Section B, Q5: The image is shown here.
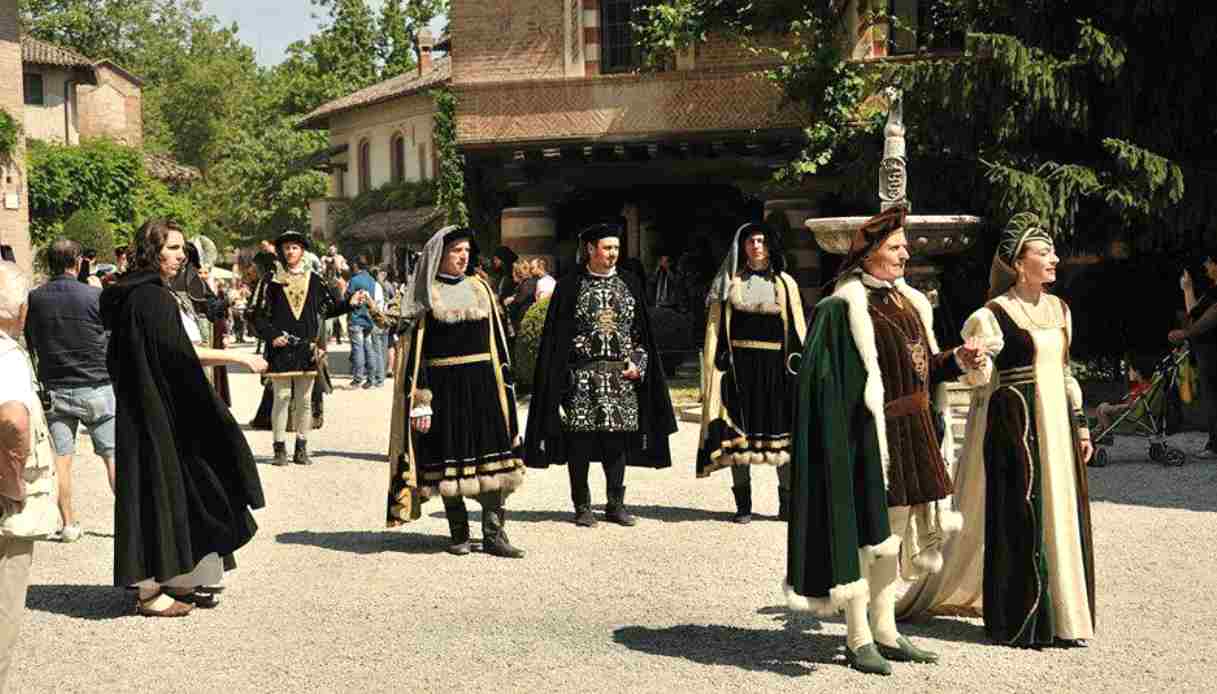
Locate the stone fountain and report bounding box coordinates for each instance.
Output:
[805,87,982,301]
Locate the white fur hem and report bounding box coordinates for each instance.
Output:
[784,579,867,617]
[938,508,964,535]
[861,534,902,563]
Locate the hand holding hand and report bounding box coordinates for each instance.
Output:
[622,362,641,381]
[956,336,987,371]
[1168,329,1187,344]
[246,356,269,373]
[411,416,432,433]
[271,336,289,348]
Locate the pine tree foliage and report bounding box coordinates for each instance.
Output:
[635,0,1217,250]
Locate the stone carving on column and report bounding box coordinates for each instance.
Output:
[879,86,908,212]
[565,0,586,77]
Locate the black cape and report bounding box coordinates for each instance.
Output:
[524,266,677,468]
[101,272,264,586]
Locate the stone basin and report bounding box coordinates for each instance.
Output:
[805,214,984,256]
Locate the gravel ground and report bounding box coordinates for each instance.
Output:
[9,343,1217,693]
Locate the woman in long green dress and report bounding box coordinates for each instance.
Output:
[897,212,1096,647]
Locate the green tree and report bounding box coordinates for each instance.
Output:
[62,208,115,261]
[634,1,1215,246]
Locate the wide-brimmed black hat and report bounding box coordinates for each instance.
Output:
[274,230,311,252]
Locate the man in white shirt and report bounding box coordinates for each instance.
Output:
[533,257,556,301]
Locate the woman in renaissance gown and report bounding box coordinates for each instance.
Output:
[897,212,1096,647]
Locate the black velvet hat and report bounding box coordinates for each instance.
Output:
[579,222,624,246]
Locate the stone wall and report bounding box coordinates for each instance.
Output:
[328,92,437,197]
[22,66,79,144]
[77,64,143,146]
[0,3,31,273]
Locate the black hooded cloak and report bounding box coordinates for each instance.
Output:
[524,265,677,469]
[101,272,264,586]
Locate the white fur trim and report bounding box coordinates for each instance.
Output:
[729,277,782,314]
[457,477,480,497]
[912,548,944,574]
[764,451,791,465]
[861,534,902,563]
[938,507,964,535]
[783,580,866,617]
[429,285,491,323]
[438,479,458,498]
[412,388,434,408]
[833,276,892,488]
[833,276,942,491]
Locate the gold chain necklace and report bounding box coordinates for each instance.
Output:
[1013,291,1056,330]
[870,298,929,384]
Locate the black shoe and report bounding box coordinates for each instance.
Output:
[845,643,892,676]
[481,501,525,558]
[877,636,939,663]
[732,484,752,524]
[272,441,289,466]
[362,380,373,390]
[293,440,312,465]
[312,414,324,430]
[444,499,471,555]
[605,487,637,526]
[777,487,790,522]
[574,505,598,527]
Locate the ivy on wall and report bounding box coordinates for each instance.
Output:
[332,177,438,233]
[0,109,19,160]
[431,87,469,227]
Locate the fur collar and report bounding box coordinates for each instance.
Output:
[832,274,939,489]
[429,276,491,324]
[728,276,782,315]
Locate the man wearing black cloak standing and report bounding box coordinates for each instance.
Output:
[524,222,677,527]
[101,219,268,617]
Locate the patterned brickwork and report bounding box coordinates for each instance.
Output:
[451,0,567,85]
[456,68,807,145]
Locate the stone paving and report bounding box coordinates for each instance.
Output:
[8,344,1217,693]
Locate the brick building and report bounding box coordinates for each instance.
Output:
[0,3,31,273]
[21,36,143,147]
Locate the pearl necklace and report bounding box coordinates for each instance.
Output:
[1011,290,1056,330]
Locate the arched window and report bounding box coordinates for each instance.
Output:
[390,133,406,183]
[358,138,371,194]
[418,142,429,180]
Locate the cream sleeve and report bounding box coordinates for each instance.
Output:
[959,307,1003,388]
[1061,298,1090,435]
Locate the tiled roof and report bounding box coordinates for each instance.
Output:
[21,36,93,68]
[299,57,450,130]
[339,207,445,242]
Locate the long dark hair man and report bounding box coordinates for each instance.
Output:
[101,220,268,617]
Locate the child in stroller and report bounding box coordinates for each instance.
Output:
[1090,350,1187,468]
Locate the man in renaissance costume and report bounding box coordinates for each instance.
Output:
[698,222,806,522]
[253,231,367,467]
[524,223,677,527]
[385,226,525,558]
[784,207,984,675]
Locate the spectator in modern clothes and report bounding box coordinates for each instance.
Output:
[24,239,116,543]
[346,256,382,389]
[533,257,556,301]
[0,261,37,689]
[1170,252,1217,458]
[504,258,538,330]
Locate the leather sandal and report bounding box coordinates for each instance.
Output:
[165,587,219,609]
[136,592,193,618]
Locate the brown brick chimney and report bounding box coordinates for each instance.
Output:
[417,28,434,77]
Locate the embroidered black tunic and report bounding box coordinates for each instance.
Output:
[252,270,352,373]
[562,272,647,432]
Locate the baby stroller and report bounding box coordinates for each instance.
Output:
[1090,349,1188,468]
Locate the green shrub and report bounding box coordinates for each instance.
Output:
[62,209,116,262]
[513,298,550,389]
[0,109,18,159]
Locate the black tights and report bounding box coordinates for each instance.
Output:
[567,456,626,508]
